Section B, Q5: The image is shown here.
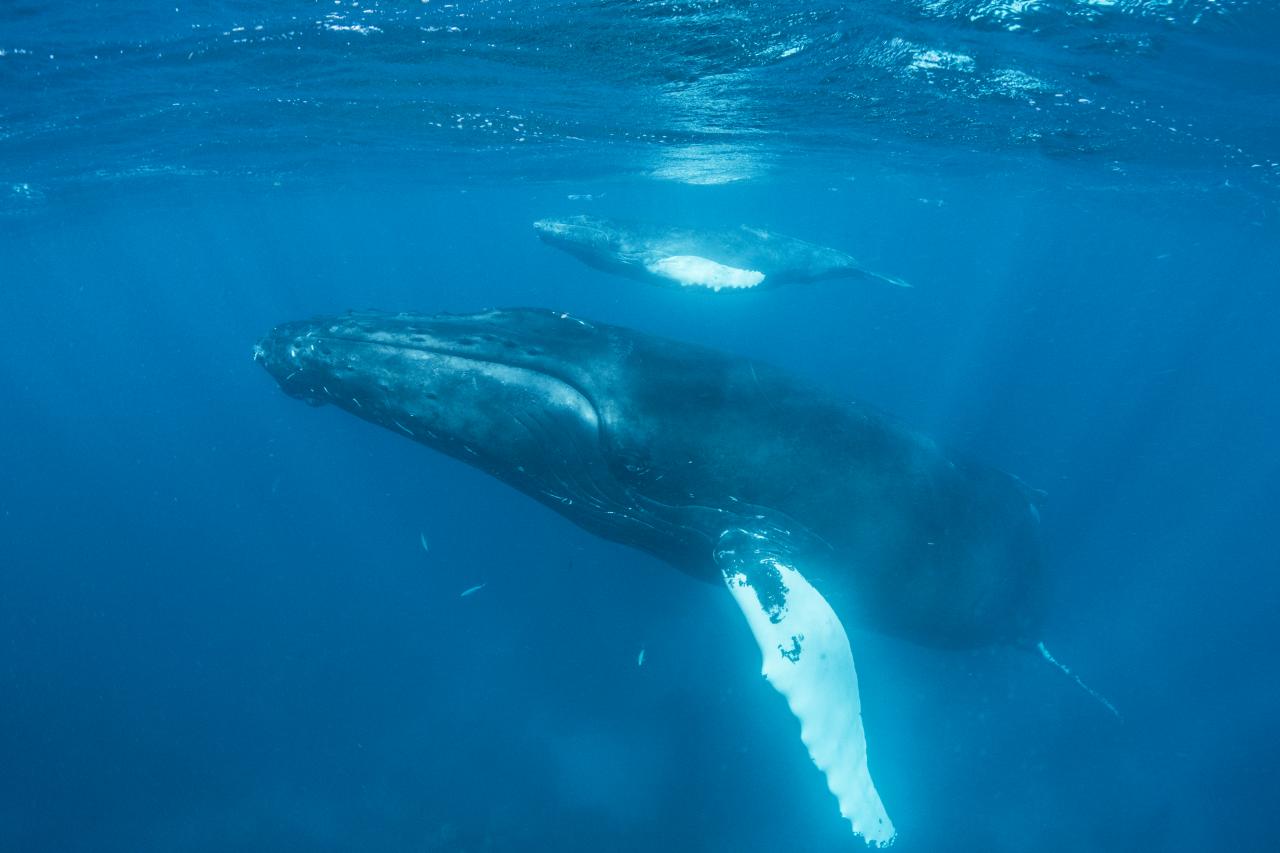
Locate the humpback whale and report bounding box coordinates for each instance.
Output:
[533,215,911,292]
[256,309,1047,846]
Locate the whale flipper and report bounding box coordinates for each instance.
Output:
[644,255,766,291]
[715,529,895,848]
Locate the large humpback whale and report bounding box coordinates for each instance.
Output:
[533,215,911,292]
[256,308,1047,846]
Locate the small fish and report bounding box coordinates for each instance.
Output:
[419,531,430,553]
[459,583,486,598]
[637,647,646,667]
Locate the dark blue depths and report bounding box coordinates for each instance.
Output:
[1,3,1278,852]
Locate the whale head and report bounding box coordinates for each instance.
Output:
[532,215,639,272]
[257,309,606,468]
[255,309,713,566]
[532,215,615,249]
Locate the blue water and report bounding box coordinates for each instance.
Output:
[2,2,1278,851]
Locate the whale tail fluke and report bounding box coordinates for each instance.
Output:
[1035,641,1122,722]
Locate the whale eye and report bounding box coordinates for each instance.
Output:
[613,452,653,482]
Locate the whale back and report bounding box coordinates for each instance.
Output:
[593,328,1046,648]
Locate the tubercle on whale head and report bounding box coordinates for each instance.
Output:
[532,218,569,238]
[254,320,339,406]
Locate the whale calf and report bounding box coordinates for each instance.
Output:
[256,309,1047,846]
[533,215,911,292]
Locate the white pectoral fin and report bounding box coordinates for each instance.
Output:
[644,255,765,291]
[716,530,895,847]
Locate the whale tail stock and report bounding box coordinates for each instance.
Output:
[836,248,912,289]
[861,267,914,289]
[1030,639,1122,722]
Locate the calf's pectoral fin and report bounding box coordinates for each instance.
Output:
[644,255,765,291]
[714,528,895,848]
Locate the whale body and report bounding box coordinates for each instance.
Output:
[256,308,1045,845]
[533,215,911,292]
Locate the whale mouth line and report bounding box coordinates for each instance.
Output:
[317,332,600,412]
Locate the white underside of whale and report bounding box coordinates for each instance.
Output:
[645,254,765,291]
[719,534,896,847]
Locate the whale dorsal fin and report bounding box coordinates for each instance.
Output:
[645,255,765,291]
[714,528,895,847]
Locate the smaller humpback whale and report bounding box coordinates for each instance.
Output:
[533,214,911,292]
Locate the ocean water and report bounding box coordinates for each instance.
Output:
[2,2,1278,851]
